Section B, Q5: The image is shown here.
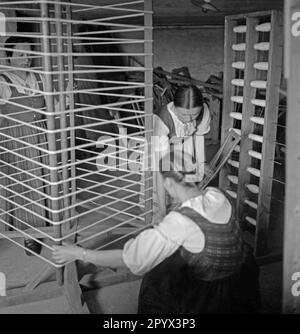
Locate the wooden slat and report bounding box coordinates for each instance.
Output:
[232,61,245,69]
[254,62,269,70]
[245,199,258,210]
[231,96,244,104]
[254,42,270,51]
[219,17,236,190]
[248,133,264,143]
[231,128,241,136]
[232,43,246,51]
[256,22,271,32]
[227,174,238,184]
[230,111,243,120]
[250,80,267,89]
[236,17,259,226]
[226,190,237,199]
[233,25,247,33]
[64,262,90,314]
[250,116,265,125]
[246,216,257,226]
[251,98,266,107]
[227,159,240,168]
[247,167,261,178]
[248,150,262,160]
[231,78,245,86]
[246,184,260,194]
[255,10,283,257]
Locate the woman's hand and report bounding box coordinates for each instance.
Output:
[52,242,83,264]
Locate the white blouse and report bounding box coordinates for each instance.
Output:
[153,102,211,155]
[122,187,232,276]
[0,72,64,111]
[0,72,41,103]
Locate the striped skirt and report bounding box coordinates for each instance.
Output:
[0,118,51,231]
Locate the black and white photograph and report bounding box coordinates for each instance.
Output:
[0,0,298,318]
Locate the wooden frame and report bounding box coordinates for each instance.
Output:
[220,10,283,258]
[283,0,300,314]
[0,0,153,313]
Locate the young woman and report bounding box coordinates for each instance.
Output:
[0,36,57,255]
[153,85,211,221]
[52,151,261,314]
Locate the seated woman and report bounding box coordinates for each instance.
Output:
[52,150,261,314]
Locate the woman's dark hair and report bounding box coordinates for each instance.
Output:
[5,36,34,58]
[173,85,203,109]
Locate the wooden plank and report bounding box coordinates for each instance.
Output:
[143,0,153,225]
[200,130,240,190]
[219,17,236,189]
[283,0,300,314]
[255,10,283,257]
[0,282,64,309]
[79,268,140,291]
[63,262,90,314]
[226,10,273,21]
[23,264,55,292]
[236,17,259,229]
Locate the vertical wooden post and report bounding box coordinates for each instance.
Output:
[219,17,236,189]
[255,11,283,256]
[54,1,71,237]
[283,0,300,314]
[144,0,153,225]
[236,17,259,235]
[65,2,77,234]
[40,0,63,285]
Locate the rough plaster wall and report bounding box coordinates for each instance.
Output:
[119,27,224,81]
[153,27,224,81]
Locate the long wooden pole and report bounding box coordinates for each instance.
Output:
[40,0,63,285]
[54,1,71,237]
[66,1,77,235]
[219,17,236,190]
[236,17,259,234]
[143,0,153,225]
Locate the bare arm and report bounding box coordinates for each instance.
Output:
[52,243,126,269]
